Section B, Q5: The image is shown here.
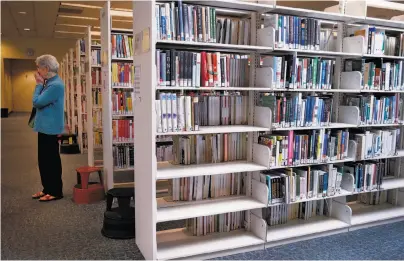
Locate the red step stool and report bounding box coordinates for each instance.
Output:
[73,166,105,204]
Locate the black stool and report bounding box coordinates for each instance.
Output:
[101,188,135,239]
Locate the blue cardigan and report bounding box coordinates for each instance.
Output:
[32,75,65,135]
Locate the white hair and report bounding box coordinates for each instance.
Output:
[35,54,59,73]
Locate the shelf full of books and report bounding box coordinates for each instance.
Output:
[75,39,86,153]
[133,0,404,260]
[101,7,135,190]
[85,26,104,167]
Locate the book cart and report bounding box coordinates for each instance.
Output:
[130,0,404,259]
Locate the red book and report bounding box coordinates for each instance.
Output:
[212,53,218,86]
[200,52,208,87]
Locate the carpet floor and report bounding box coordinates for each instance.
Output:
[2,113,404,260]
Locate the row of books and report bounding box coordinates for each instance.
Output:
[112,62,135,87]
[341,162,388,193]
[264,14,321,51]
[156,50,250,87]
[156,93,249,133]
[171,133,247,165]
[344,94,400,124]
[261,199,329,227]
[354,129,401,160]
[156,142,174,162]
[357,190,388,205]
[81,100,87,114]
[91,49,101,66]
[167,173,245,201]
[156,2,250,45]
[82,133,88,149]
[92,89,102,107]
[112,119,134,142]
[258,93,333,128]
[185,211,245,237]
[82,115,87,133]
[92,68,102,86]
[94,131,103,149]
[111,33,133,59]
[261,56,335,90]
[112,91,134,115]
[80,39,85,54]
[93,110,102,130]
[258,160,387,205]
[345,60,404,90]
[113,145,134,169]
[258,129,350,168]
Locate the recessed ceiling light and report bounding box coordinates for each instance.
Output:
[18,11,27,15]
[58,15,98,20]
[24,28,30,31]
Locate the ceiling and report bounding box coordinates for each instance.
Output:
[1,1,133,40]
[1,1,403,40]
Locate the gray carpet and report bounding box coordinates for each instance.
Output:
[2,113,404,260]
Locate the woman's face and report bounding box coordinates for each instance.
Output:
[36,64,49,78]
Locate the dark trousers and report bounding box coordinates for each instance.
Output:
[38,132,63,197]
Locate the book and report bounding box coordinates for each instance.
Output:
[156,49,250,87]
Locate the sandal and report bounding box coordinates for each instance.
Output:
[32,191,45,199]
[38,194,63,202]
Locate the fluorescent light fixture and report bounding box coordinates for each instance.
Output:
[367,0,404,11]
[60,2,101,9]
[111,8,132,12]
[112,19,132,23]
[18,11,27,15]
[110,10,132,18]
[55,30,85,34]
[56,23,88,28]
[58,15,98,20]
[24,28,30,31]
[91,31,101,36]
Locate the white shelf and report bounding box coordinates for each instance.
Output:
[157,40,272,53]
[157,161,267,180]
[156,125,270,136]
[273,47,362,57]
[111,57,133,61]
[155,86,278,91]
[381,178,404,191]
[360,89,404,93]
[113,140,134,145]
[363,150,404,160]
[113,167,134,172]
[157,195,247,208]
[272,123,357,131]
[92,65,102,68]
[358,123,401,127]
[363,53,404,60]
[266,216,349,243]
[269,157,355,170]
[269,5,360,23]
[112,113,134,118]
[112,85,134,89]
[157,196,265,222]
[157,229,264,260]
[350,203,404,226]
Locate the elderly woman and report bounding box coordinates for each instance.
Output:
[31,54,65,202]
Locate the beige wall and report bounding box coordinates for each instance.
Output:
[1,36,76,61]
[1,59,12,112]
[10,60,37,112]
[1,36,75,111]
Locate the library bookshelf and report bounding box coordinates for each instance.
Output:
[85,27,103,167]
[132,0,404,260]
[100,5,135,190]
[75,39,86,153]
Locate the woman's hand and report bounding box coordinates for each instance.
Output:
[34,72,44,85]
